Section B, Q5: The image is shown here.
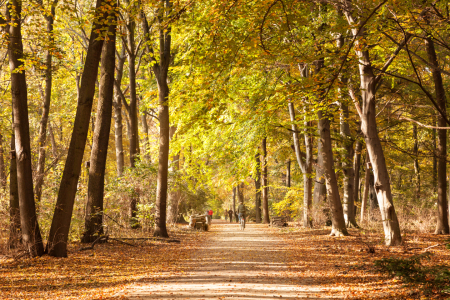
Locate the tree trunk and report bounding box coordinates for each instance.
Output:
[0,133,6,189]
[82,18,116,243]
[48,122,58,158]
[352,138,362,212]
[255,153,262,223]
[425,37,449,234]
[9,131,21,249]
[7,0,45,257]
[46,0,109,257]
[344,9,402,246]
[313,129,326,204]
[34,5,56,206]
[232,186,236,222]
[167,127,180,225]
[360,153,369,223]
[340,104,357,228]
[261,137,270,224]
[432,116,437,191]
[318,110,348,237]
[141,113,151,162]
[113,46,126,177]
[238,182,244,204]
[286,159,290,188]
[413,124,420,197]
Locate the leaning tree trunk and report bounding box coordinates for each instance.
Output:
[9,130,21,249]
[318,110,348,236]
[340,104,357,228]
[344,8,402,246]
[34,4,56,205]
[7,0,45,257]
[425,37,449,234]
[255,153,262,223]
[46,0,109,257]
[82,18,116,243]
[261,137,270,224]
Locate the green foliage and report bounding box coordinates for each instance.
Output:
[272,186,301,219]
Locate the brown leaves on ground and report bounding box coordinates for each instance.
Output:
[281,226,450,299]
[0,226,206,299]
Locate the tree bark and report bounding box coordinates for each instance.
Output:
[344,7,402,246]
[34,2,57,205]
[313,129,326,205]
[7,0,45,257]
[285,159,291,188]
[9,131,21,249]
[46,0,110,257]
[360,153,370,223]
[167,126,180,225]
[141,112,151,162]
[82,17,116,243]
[413,124,420,197]
[425,37,449,234]
[232,186,236,222]
[238,182,244,204]
[352,138,362,211]
[255,153,262,223]
[113,45,126,177]
[0,133,6,189]
[261,137,270,224]
[340,104,357,228]
[317,110,348,236]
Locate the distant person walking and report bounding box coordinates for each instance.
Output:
[228,209,233,223]
[208,209,213,220]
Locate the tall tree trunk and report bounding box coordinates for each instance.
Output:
[286,159,291,188]
[9,131,21,249]
[82,17,116,243]
[340,104,357,227]
[232,186,236,222]
[0,133,6,189]
[360,153,370,223]
[344,8,402,246]
[140,0,172,238]
[425,37,449,234]
[255,153,262,223]
[46,0,109,257]
[48,122,58,158]
[34,2,57,205]
[288,102,312,227]
[261,137,270,224]
[318,110,348,236]
[432,116,437,192]
[141,113,151,162]
[313,130,326,204]
[113,46,126,177]
[352,138,362,215]
[167,126,179,225]
[7,0,45,257]
[238,182,244,204]
[413,124,420,197]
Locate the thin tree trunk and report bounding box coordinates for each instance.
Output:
[318,110,348,236]
[286,159,291,188]
[7,0,45,257]
[167,125,179,225]
[352,138,362,215]
[46,0,109,257]
[0,133,6,189]
[140,0,172,238]
[113,45,126,177]
[425,37,449,234]
[9,131,21,249]
[340,104,357,227]
[360,153,370,223]
[313,130,326,204]
[261,137,270,224]
[432,116,437,191]
[141,113,151,162]
[255,153,262,223]
[238,182,244,204]
[344,8,402,246]
[82,17,116,243]
[413,124,420,197]
[34,2,57,205]
[232,186,236,222]
[48,122,58,158]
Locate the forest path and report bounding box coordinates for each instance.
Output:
[121,220,339,300]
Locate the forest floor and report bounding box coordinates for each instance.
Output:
[1,220,449,299]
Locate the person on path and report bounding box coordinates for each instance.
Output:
[208,209,213,219]
[228,209,233,223]
[237,202,246,228]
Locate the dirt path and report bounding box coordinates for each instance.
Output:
[120,220,341,299]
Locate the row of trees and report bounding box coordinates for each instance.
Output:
[1,0,449,258]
